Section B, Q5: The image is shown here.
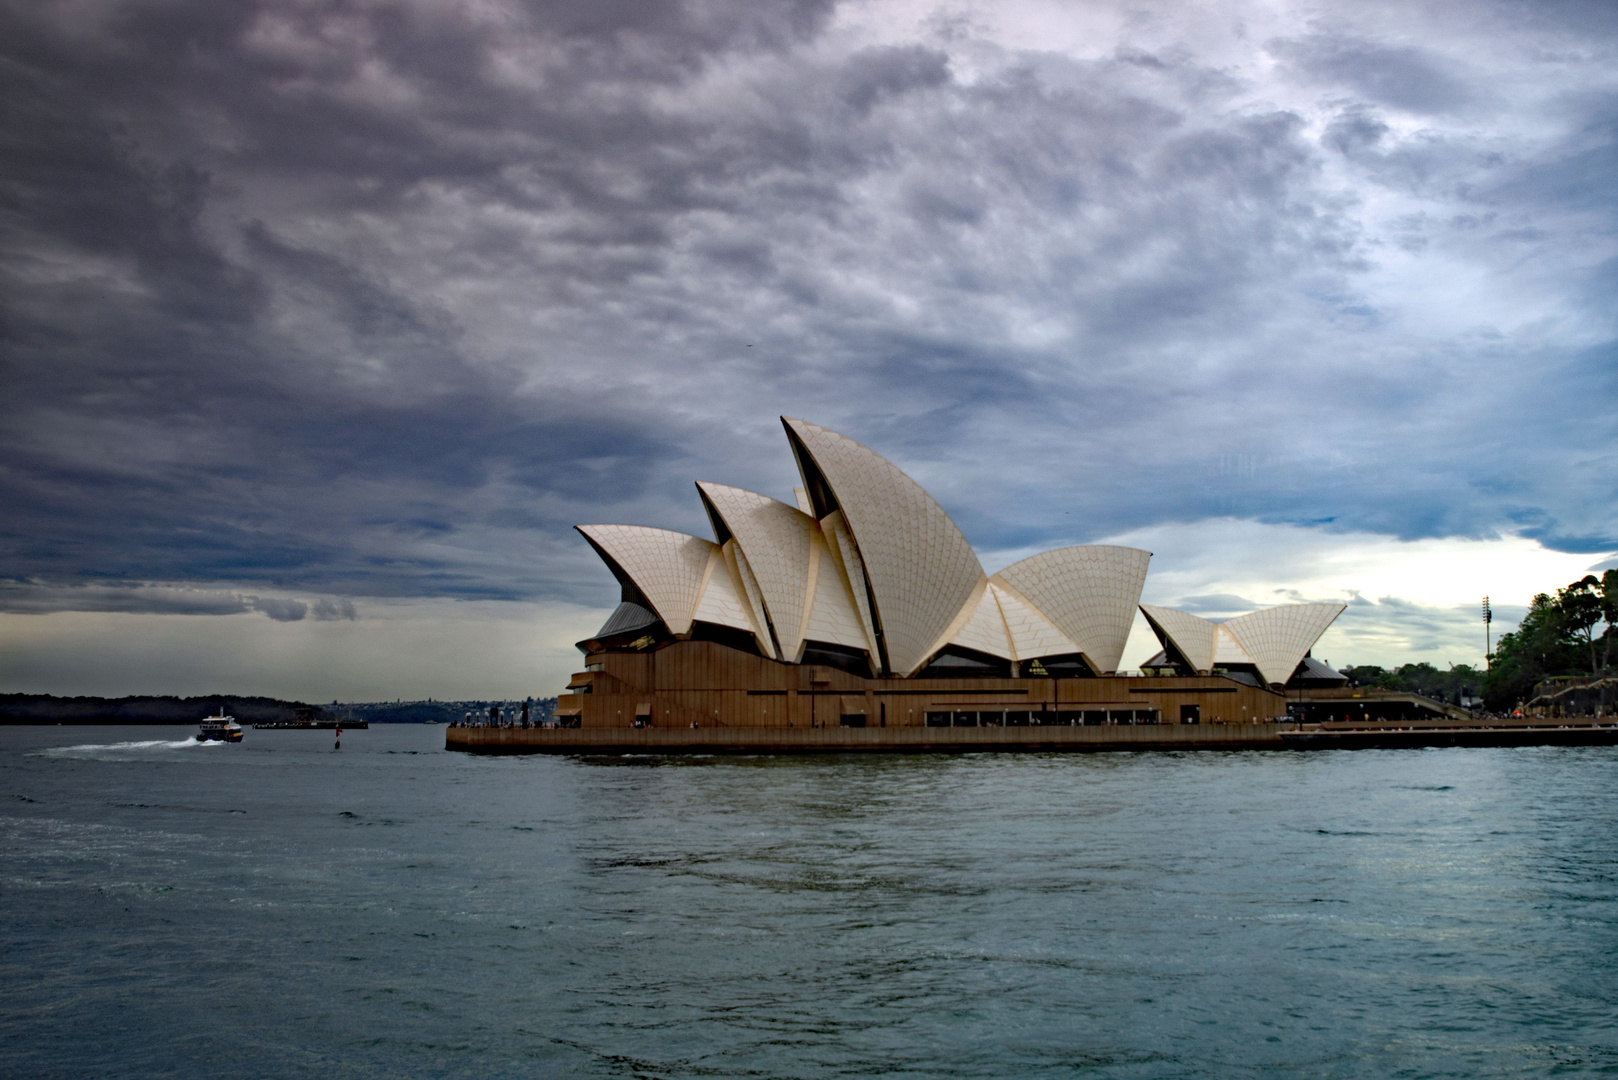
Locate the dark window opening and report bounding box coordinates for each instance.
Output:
[1211,666,1264,688]
[1031,653,1096,677]
[1180,704,1201,725]
[1140,643,1198,677]
[925,712,951,727]
[799,641,872,678]
[839,715,866,728]
[688,621,765,656]
[915,646,1014,679]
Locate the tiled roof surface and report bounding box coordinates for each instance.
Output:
[989,582,1076,662]
[1222,603,1347,686]
[576,525,715,636]
[802,526,870,652]
[595,600,659,638]
[995,545,1150,673]
[1139,604,1218,672]
[697,483,816,661]
[822,510,883,659]
[691,548,757,635]
[722,543,776,656]
[785,418,985,676]
[1212,624,1254,666]
[950,581,1013,659]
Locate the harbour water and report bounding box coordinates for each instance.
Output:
[2,725,1615,1077]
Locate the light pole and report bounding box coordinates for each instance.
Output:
[1482,596,1493,671]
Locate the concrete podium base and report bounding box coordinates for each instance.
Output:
[446,720,1618,754]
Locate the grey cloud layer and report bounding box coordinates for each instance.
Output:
[2,0,1615,612]
[0,581,358,621]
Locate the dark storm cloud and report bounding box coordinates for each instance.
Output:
[2,0,1616,614]
[311,597,358,621]
[250,596,309,622]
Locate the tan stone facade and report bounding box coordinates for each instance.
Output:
[557,639,1287,729]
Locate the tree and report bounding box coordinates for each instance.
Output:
[1340,665,1387,688]
[1601,569,1618,672]
[1483,593,1580,711]
[1556,576,1604,674]
[1338,662,1482,703]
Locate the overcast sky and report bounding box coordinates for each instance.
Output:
[3,0,1615,701]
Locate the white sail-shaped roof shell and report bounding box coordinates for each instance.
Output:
[722,542,777,657]
[990,582,1076,661]
[1211,625,1254,667]
[784,418,985,676]
[690,550,758,637]
[1139,605,1218,672]
[994,545,1150,674]
[1222,603,1347,686]
[801,525,870,655]
[576,525,721,636]
[949,581,1013,659]
[697,483,818,661]
[1140,602,1346,685]
[819,511,883,660]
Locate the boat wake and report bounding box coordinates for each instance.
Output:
[35,739,220,758]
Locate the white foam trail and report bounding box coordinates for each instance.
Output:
[35,738,217,757]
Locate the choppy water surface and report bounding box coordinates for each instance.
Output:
[2,726,1615,1078]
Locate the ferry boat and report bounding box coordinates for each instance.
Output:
[197,711,243,743]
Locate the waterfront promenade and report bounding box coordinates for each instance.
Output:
[446,718,1618,754]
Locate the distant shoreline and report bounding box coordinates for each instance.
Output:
[0,694,557,725]
[0,693,328,726]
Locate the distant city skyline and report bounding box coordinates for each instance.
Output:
[3,0,1615,700]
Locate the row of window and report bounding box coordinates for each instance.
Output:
[921,710,1162,727]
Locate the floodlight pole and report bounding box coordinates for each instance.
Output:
[1482,596,1493,671]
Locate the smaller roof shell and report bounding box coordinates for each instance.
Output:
[576,525,722,637]
[1139,604,1219,673]
[1222,603,1347,686]
[1139,601,1347,686]
[994,546,1150,674]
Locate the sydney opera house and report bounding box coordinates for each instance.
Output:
[557,418,1345,729]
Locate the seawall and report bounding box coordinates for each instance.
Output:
[447,723,1286,754]
[446,721,1618,755]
